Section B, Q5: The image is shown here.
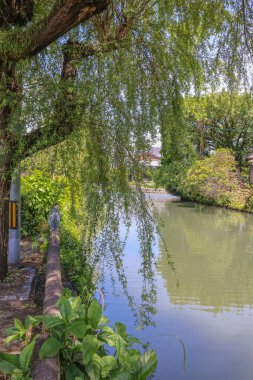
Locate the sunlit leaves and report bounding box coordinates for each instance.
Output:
[39,337,62,358]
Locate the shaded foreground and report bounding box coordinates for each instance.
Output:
[0,241,42,353]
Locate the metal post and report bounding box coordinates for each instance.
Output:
[246,154,253,184]
[250,163,253,185]
[8,173,21,264]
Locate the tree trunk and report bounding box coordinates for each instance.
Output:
[0,177,11,279]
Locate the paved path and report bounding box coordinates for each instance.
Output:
[0,241,42,353]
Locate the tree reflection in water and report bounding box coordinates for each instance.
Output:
[156,202,253,313]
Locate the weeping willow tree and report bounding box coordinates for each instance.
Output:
[0,0,253,281]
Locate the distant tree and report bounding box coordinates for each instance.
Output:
[184,92,253,169]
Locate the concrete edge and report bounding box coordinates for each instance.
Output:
[32,229,62,380]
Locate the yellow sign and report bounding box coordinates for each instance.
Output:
[9,201,18,229]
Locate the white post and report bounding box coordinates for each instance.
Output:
[8,173,21,264]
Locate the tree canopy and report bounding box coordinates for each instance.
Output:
[1,0,253,280]
[184,92,253,168]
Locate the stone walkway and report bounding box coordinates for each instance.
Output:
[0,241,42,353]
[0,267,36,302]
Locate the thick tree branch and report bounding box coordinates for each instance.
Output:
[21,119,77,159]
[21,44,78,158]
[3,0,110,60]
[26,0,110,58]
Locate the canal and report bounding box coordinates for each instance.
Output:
[102,198,253,379]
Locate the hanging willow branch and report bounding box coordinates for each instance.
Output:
[20,1,152,159]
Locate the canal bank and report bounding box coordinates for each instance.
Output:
[158,149,253,215]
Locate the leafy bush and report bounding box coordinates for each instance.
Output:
[184,149,249,209]
[1,295,157,380]
[21,170,94,294]
[154,160,188,194]
[21,170,66,237]
[161,149,251,211]
[60,227,95,294]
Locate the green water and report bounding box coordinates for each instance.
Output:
[104,200,253,379]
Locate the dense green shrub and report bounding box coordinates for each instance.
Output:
[154,160,188,194]
[21,170,91,291]
[21,171,66,237]
[60,226,95,294]
[155,133,196,193]
[162,149,251,211]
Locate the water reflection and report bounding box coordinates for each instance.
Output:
[157,203,253,313]
[104,201,253,380]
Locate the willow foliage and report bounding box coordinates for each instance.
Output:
[4,0,253,317]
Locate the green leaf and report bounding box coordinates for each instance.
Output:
[126,336,142,345]
[25,316,39,329]
[87,300,102,328]
[5,327,19,337]
[5,333,20,344]
[121,350,140,370]
[0,352,19,374]
[41,315,64,329]
[85,354,101,380]
[101,326,114,334]
[110,370,133,380]
[113,323,126,338]
[39,337,62,358]
[98,315,110,325]
[115,336,126,360]
[65,363,84,380]
[139,350,158,379]
[67,319,87,339]
[50,325,64,341]
[101,355,117,378]
[70,296,81,310]
[0,361,15,375]
[11,368,24,380]
[14,319,24,331]
[99,332,116,347]
[19,340,36,371]
[58,297,73,322]
[82,335,99,365]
